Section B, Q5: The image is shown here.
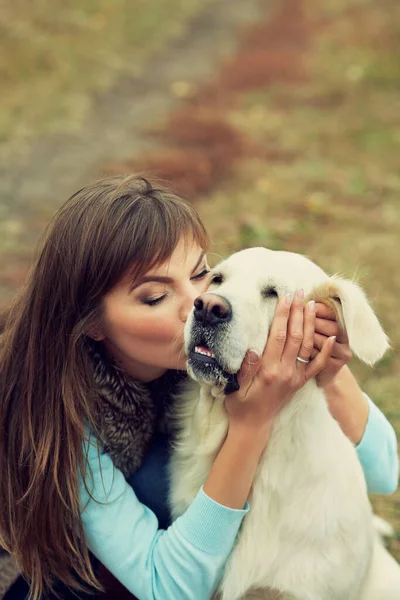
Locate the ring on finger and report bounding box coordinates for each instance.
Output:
[296,355,310,364]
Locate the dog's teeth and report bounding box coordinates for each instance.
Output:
[194,345,215,358]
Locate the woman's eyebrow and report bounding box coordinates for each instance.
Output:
[132,251,206,291]
[191,251,206,274]
[135,275,173,287]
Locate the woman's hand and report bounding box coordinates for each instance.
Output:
[225,290,336,434]
[310,303,352,388]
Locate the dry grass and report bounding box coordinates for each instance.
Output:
[0,0,211,144]
[106,108,257,197]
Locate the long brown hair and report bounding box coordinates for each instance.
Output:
[0,175,209,599]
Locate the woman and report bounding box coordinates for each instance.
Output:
[0,175,397,600]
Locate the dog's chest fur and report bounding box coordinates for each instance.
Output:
[169,381,374,600]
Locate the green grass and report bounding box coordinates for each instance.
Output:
[0,0,210,144]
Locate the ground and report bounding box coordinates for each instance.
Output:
[0,0,399,592]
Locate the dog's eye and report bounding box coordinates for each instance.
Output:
[262,287,278,299]
[210,274,223,285]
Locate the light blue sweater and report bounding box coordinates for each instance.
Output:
[80,394,399,600]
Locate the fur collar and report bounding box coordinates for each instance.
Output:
[87,340,187,478]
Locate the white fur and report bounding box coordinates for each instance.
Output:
[169,248,400,600]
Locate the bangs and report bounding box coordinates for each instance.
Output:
[107,186,209,288]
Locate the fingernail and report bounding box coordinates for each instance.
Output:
[247,349,261,364]
[296,288,304,300]
[330,336,337,344]
[308,300,316,314]
[285,292,293,306]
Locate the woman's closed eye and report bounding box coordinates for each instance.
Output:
[141,268,210,306]
[141,294,168,306]
[191,268,210,280]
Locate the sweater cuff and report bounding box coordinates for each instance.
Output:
[173,485,249,556]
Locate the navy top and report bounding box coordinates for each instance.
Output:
[126,431,173,530]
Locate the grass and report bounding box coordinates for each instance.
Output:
[0,0,210,145]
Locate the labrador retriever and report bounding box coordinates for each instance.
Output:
[169,247,400,600]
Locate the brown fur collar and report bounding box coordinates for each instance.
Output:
[86,340,187,478]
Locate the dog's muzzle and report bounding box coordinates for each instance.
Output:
[187,293,240,395]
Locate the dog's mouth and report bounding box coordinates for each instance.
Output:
[188,343,221,374]
[189,345,218,365]
[187,343,240,395]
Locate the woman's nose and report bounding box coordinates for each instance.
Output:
[180,285,205,323]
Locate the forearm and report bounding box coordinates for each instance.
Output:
[81,437,249,600]
[323,365,369,444]
[203,423,271,509]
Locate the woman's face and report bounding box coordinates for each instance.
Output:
[98,237,211,382]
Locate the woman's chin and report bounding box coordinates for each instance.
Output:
[170,356,188,371]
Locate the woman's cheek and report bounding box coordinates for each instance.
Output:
[132,315,178,343]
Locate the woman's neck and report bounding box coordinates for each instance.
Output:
[100,339,169,382]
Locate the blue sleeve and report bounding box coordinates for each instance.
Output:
[355,394,399,495]
[79,435,249,600]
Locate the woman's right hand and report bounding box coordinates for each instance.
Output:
[224,289,336,436]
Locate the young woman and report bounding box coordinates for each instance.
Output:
[0,175,398,600]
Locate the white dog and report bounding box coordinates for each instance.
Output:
[169,247,400,600]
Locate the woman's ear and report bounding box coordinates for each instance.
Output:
[308,275,390,366]
[86,329,105,342]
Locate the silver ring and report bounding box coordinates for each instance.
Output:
[296,355,310,364]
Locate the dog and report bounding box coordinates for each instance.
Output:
[169,247,400,600]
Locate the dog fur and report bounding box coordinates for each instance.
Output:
[169,247,400,600]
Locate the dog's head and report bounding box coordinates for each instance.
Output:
[184,247,389,391]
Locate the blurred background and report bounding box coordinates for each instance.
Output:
[0,0,399,593]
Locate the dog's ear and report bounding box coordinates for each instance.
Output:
[308,275,390,366]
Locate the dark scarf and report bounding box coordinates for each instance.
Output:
[86,340,188,478]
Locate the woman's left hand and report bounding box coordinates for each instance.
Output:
[311,303,352,387]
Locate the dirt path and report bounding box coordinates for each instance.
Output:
[0,0,266,306]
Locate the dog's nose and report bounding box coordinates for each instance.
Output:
[193,294,232,327]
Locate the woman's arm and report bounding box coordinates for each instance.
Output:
[323,365,369,444]
[323,366,399,494]
[312,303,399,495]
[80,432,250,600]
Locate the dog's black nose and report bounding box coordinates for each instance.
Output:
[193,294,232,327]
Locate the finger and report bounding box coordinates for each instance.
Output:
[313,333,352,360]
[315,317,348,344]
[315,304,348,343]
[263,292,293,364]
[310,346,350,367]
[236,349,262,398]
[314,317,340,338]
[315,302,337,320]
[281,289,305,366]
[296,300,316,362]
[305,336,336,380]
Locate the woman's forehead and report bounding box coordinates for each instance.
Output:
[147,238,205,275]
[112,237,206,292]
